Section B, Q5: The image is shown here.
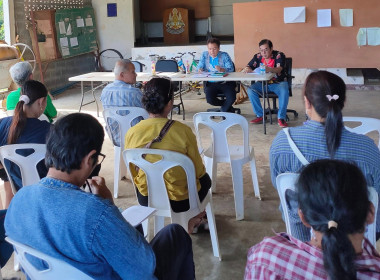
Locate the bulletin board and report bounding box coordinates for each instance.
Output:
[55,7,98,58]
[233,0,380,69]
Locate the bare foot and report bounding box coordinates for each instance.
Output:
[188,211,206,234]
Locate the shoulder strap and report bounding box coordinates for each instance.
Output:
[145,120,175,149]
[283,128,310,166]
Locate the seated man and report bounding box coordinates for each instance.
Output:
[197,37,236,112]
[243,39,289,128]
[5,113,195,280]
[7,61,57,123]
[101,59,143,145]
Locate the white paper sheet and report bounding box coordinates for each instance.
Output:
[122,205,157,227]
[367,27,380,46]
[85,17,93,27]
[76,18,85,27]
[61,48,70,56]
[284,7,306,24]
[356,28,367,46]
[60,37,69,47]
[70,37,78,47]
[58,21,66,34]
[339,9,353,27]
[317,9,331,28]
[66,23,72,36]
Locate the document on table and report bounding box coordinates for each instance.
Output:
[122,205,157,227]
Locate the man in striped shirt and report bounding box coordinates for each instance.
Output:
[101,59,143,146]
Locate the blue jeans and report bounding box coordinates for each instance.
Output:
[247,81,289,120]
[0,209,13,267]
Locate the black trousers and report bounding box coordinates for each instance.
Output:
[204,81,236,112]
[151,224,195,280]
[137,173,212,213]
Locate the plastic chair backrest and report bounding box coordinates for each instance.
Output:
[123,148,200,214]
[131,61,145,72]
[0,144,46,193]
[103,107,149,147]
[155,60,179,72]
[343,117,380,149]
[276,173,378,246]
[5,237,93,280]
[276,173,299,236]
[193,112,250,161]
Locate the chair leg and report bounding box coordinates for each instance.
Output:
[249,158,261,200]
[230,161,244,220]
[205,201,221,260]
[154,216,165,236]
[142,219,149,239]
[14,254,20,271]
[113,146,121,198]
[204,156,217,192]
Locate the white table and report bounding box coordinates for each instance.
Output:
[68,72,274,133]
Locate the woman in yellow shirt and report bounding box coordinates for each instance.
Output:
[125,77,211,233]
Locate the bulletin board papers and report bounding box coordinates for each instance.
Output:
[284,7,306,24]
[317,9,331,27]
[357,28,367,46]
[367,28,380,46]
[339,9,353,27]
[55,7,98,58]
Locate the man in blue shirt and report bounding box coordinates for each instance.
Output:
[197,38,236,112]
[5,113,195,280]
[101,59,144,146]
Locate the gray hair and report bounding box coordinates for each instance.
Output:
[114,59,133,76]
[9,62,33,86]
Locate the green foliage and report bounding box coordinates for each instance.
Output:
[0,0,4,40]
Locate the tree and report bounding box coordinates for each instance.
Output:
[0,0,4,40]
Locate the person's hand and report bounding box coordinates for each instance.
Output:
[215,66,223,72]
[88,176,114,204]
[242,66,252,73]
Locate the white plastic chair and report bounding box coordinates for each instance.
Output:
[103,107,149,198]
[276,172,378,247]
[6,110,49,122]
[343,117,380,149]
[193,112,261,221]
[5,237,93,280]
[0,144,46,194]
[123,148,221,260]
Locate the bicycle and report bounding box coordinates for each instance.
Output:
[187,52,203,94]
[172,52,186,73]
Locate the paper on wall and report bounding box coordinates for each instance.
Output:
[85,17,93,27]
[58,21,66,34]
[339,9,353,27]
[61,48,70,56]
[70,37,79,47]
[66,24,72,36]
[317,9,331,28]
[356,28,367,46]
[367,27,380,46]
[76,18,85,27]
[284,7,306,24]
[60,37,69,47]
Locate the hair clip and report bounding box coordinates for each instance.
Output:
[328,220,338,229]
[19,95,30,105]
[326,95,339,102]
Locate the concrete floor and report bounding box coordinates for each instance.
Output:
[1,83,379,279]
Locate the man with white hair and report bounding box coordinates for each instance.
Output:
[100,59,143,145]
[7,61,57,122]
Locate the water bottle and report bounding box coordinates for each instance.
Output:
[260,63,265,75]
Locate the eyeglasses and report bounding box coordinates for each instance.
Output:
[96,152,106,165]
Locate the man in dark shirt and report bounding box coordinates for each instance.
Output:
[243,39,289,128]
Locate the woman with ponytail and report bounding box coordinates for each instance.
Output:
[0,80,51,206]
[245,159,380,280]
[270,71,380,241]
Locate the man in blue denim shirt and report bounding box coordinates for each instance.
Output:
[101,59,144,146]
[197,37,236,112]
[5,113,195,280]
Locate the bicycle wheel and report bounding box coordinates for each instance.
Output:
[12,43,36,72]
[95,49,123,72]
